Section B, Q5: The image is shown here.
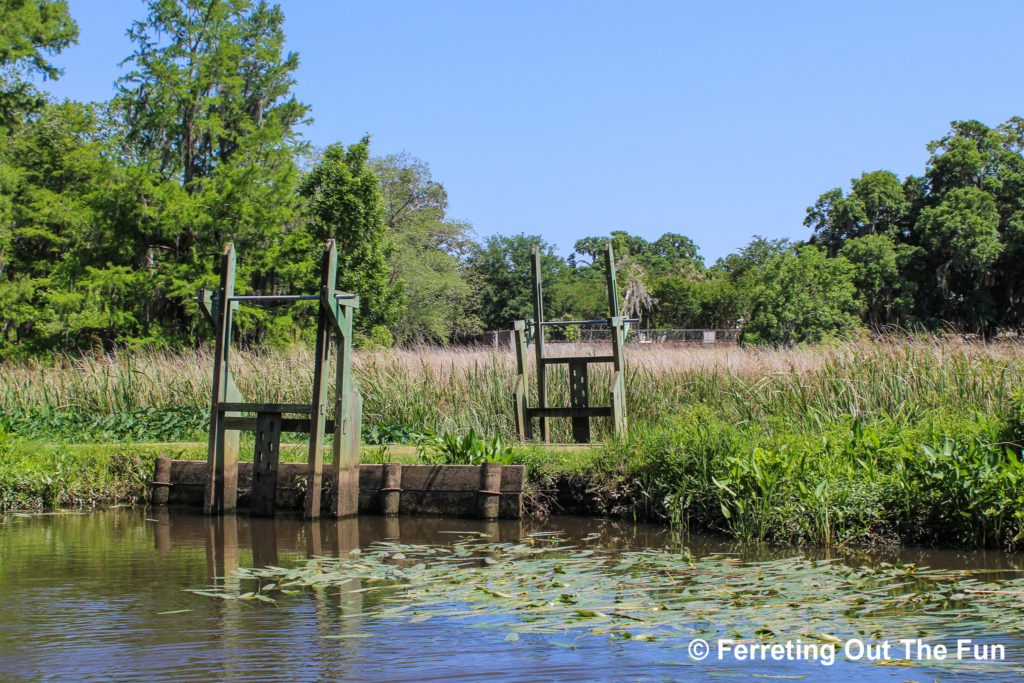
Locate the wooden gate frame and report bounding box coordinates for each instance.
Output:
[196,239,362,519]
[511,241,632,443]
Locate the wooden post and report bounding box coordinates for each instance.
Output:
[606,242,627,438]
[531,245,548,442]
[479,462,503,519]
[251,412,282,517]
[381,462,403,515]
[568,359,591,443]
[604,240,620,318]
[512,320,531,441]
[305,241,337,520]
[204,243,240,514]
[330,305,361,518]
[151,457,171,505]
[610,317,627,437]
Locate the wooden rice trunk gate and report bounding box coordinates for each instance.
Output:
[197,239,362,519]
[512,241,632,443]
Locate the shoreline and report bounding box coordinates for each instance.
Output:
[2,439,1022,554]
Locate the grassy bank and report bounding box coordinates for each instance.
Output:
[2,335,1024,550]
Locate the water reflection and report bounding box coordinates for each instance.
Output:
[0,509,1022,682]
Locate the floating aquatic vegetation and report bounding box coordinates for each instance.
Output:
[190,532,1024,672]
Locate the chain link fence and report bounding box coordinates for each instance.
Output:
[477,328,740,346]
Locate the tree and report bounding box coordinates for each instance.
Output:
[0,0,78,125]
[109,0,311,346]
[839,234,916,326]
[573,230,702,277]
[372,153,479,343]
[300,137,400,334]
[913,186,1002,328]
[742,245,859,346]
[805,171,908,256]
[469,234,568,331]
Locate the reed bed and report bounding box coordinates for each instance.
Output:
[2,336,1021,442]
[4,335,1024,547]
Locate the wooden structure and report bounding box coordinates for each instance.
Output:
[151,458,526,519]
[511,241,633,443]
[196,240,362,519]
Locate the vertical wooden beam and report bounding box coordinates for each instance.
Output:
[251,412,281,517]
[606,242,627,438]
[323,243,362,519]
[479,462,503,519]
[336,379,362,517]
[568,359,591,443]
[305,240,337,519]
[204,243,239,515]
[530,245,548,442]
[604,240,621,318]
[330,302,361,518]
[151,457,171,506]
[381,462,403,516]
[610,318,628,437]
[512,320,531,441]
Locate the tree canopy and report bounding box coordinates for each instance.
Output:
[3,0,1024,354]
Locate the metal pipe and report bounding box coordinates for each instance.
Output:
[528,318,639,327]
[224,294,320,302]
[204,293,355,303]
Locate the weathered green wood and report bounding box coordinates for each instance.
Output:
[568,359,591,443]
[541,355,615,365]
[330,302,359,517]
[526,406,613,418]
[508,241,628,444]
[305,240,336,519]
[251,412,282,517]
[512,321,530,441]
[604,240,620,318]
[204,243,239,514]
[198,238,365,519]
[221,416,336,433]
[322,240,363,518]
[530,245,548,442]
[196,289,214,326]
[218,402,313,413]
[334,383,362,518]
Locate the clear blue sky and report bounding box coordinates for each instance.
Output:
[42,0,1024,263]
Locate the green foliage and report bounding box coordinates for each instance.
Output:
[373,153,480,343]
[839,234,917,325]
[416,428,515,465]
[742,245,859,346]
[0,406,207,442]
[0,0,77,125]
[300,138,401,333]
[0,440,154,510]
[469,234,569,330]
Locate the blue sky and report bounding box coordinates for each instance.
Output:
[42,1,1024,263]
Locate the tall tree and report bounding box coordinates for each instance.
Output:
[469,234,568,331]
[0,0,77,125]
[743,245,859,346]
[109,0,310,345]
[300,138,400,335]
[372,153,479,343]
[805,170,908,256]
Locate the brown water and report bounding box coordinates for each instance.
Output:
[1,509,1022,682]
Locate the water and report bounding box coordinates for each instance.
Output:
[1,509,1022,681]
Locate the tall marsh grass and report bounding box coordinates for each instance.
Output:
[5,336,1024,548]
[2,336,1021,441]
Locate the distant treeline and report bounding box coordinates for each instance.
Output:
[3,1,1024,357]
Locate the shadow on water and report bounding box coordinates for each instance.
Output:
[1,508,1023,682]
